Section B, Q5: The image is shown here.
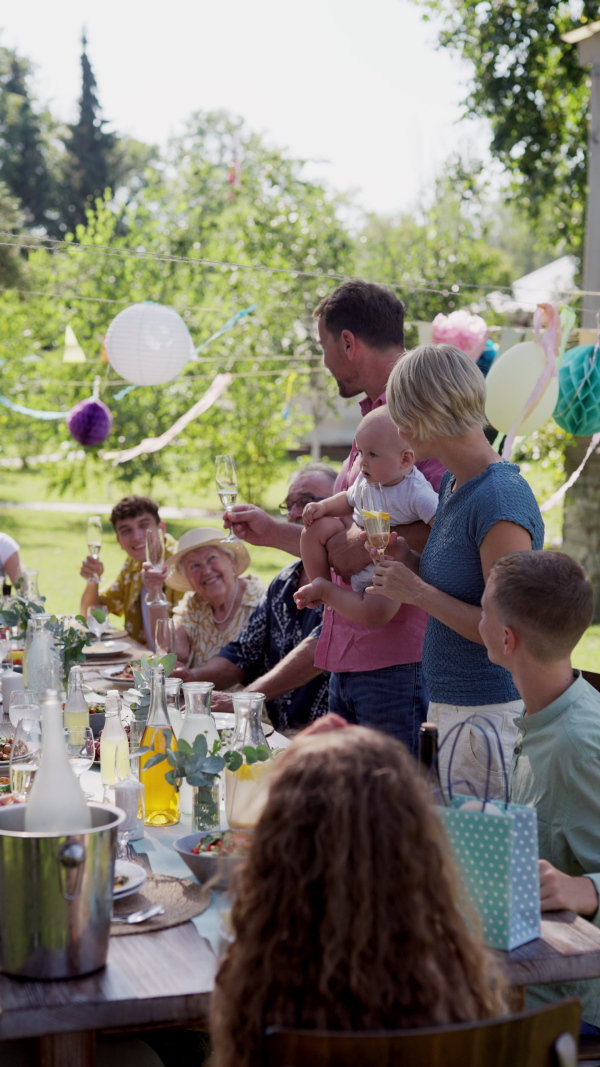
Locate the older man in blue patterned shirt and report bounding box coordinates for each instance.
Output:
[191,464,335,732]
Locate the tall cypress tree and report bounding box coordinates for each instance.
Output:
[63,31,116,228]
[0,51,54,230]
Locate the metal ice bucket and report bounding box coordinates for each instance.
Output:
[0,802,124,979]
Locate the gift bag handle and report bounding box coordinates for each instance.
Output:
[436,713,510,810]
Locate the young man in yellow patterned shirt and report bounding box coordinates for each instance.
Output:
[79,496,181,646]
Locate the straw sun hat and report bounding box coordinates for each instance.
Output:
[165,527,251,594]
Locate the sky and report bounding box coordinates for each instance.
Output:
[0,0,490,217]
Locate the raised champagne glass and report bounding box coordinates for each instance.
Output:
[360,481,390,562]
[215,454,241,543]
[86,516,103,583]
[145,528,168,608]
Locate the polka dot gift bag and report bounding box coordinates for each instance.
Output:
[436,714,541,951]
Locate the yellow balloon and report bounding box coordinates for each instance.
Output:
[485,341,559,436]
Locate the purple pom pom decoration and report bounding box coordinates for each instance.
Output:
[66,397,113,447]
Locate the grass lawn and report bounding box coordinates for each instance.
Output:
[0,461,597,671]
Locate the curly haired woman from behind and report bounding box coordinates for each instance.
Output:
[211,725,505,1067]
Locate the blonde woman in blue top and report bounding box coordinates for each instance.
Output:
[369,344,544,798]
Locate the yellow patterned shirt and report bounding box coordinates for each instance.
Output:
[99,533,182,645]
[172,574,266,674]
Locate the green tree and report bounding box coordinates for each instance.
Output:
[413,0,599,250]
[0,49,56,231]
[0,112,353,504]
[62,32,117,230]
[356,157,512,343]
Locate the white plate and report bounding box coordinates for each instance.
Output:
[100,666,135,688]
[84,641,128,657]
[113,859,147,899]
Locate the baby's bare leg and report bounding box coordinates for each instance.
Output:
[301,516,347,582]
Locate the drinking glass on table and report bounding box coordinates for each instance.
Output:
[360,481,390,563]
[154,617,175,659]
[145,528,168,607]
[87,605,108,641]
[10,717,42,801]
[215,454,241,543]
[64,726,95,797]
[86,516,103,583]
[0,626,12,673]
[9,690,40,728]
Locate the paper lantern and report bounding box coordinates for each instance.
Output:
[105,303,194,386]
[485,340,559,436]
[432,310,489,362]
[67,397,113,447]
[554,345,600,436]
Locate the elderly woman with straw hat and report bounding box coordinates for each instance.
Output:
[145,528,265,683]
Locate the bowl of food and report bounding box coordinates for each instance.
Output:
[174,830,252,889]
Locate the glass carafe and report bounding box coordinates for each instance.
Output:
[23,615,60,700]
[225,692,272,830]
[179,682,218,822]
[139,665,179,826]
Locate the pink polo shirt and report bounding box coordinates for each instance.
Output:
[314,392,445,673]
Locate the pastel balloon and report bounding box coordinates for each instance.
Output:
[485,340,559,436]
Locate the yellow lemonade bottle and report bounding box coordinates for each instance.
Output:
[139,665,179,826]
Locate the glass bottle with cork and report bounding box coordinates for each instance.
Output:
[139,665,179,826]
[63,665,90,731]
[100,690,130,786]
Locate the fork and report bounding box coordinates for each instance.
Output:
[112,904,164,924]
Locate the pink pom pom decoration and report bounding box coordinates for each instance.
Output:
[66,397,113,447]
[431,310,490,362]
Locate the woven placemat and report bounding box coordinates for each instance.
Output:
[111,871,212,937]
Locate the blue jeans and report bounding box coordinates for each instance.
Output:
[328,663,428,756]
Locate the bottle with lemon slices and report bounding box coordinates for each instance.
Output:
[225,692,272,829]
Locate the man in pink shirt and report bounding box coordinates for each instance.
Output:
[227,280,444,752]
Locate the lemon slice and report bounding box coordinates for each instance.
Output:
[362,509,390,521]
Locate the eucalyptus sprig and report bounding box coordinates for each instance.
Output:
[131,652,177,690]
[144,730,270,791]
[0,594,45,635]
[44,614,94,679]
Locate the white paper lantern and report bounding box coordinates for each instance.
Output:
[105,303,194,386]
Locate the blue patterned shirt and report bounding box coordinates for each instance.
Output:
[218,560,329,731]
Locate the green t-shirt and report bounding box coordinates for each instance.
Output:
[510,671,600,1025]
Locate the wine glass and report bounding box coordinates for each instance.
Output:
[215,454,241,543]
[87,605,108,641]
[360,481,390,563]
[145,528,168,607]
[9,690,40,728]
[64,726,95,797]
[10,717,42,801]
[155,617,175,658]
[86,516,103,583]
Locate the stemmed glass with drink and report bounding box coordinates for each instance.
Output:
[360,481,391,563]
[215,454,241,543]
[86,516,103,583]
[145,528,168,607]
[64,726,95,797]
[10,717,42,802]
[155,617,175,659]
[86,605,108,641]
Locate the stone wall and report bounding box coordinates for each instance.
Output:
[561,438,600,622]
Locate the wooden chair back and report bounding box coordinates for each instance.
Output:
[265,998,580,1067]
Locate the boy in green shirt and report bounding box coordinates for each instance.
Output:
[479,549,600,1026]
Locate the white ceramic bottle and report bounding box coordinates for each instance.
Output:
[25,690,92,833]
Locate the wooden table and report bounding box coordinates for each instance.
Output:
[503,910,600,1002]
[0,923,216,1065]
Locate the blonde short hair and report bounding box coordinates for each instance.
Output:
[386,344,487,441]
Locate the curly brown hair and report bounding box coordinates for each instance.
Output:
[211,728,505,1067]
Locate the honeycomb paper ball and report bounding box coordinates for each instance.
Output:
[554,345,600,437]
[67,397,113,447]
[105,302,194,386]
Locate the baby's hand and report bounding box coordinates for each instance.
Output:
[302,501,326,526]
